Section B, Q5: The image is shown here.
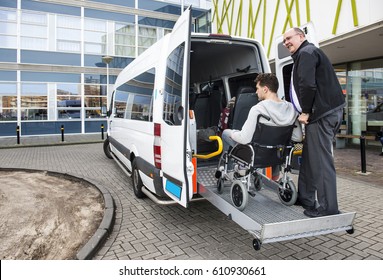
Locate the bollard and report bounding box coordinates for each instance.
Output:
[61,125,64,142]
[16,125,20,144]
[101,124,104,140]
[360,135,366,173]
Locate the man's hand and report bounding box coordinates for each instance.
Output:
[298,113,310,124]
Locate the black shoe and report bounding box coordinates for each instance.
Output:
[303,208,339,218]
[294,199,315,210]
[380,152,383,156]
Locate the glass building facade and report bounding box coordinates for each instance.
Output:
[0,0,210,136]
[335,58,383,146]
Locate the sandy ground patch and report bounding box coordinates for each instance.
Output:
[0,170,103,260]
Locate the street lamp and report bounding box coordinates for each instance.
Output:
[102,55,113,114]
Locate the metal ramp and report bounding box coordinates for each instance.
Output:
[197,167,356,250]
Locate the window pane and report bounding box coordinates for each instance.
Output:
[85,19,106,32]
[21,109,47,120]
[86,109,106,118]
[85,30,107,44]
[21,96,48,108]
[115,45,135,57]
[57,40,81,52]
[57,28,81,40]
[85,84,107,96]
[0,10,17,21]
[21,24,47,37]
[21,83,47,95]
[114,91,129,118]
[85,96,106,107]
[57,83,80,95]
[85,43,105,54]
[57,15,81,28]
[57,97,81,107]
[0,82,16,94]
[0,109,17,121]
[0,96,17,108]
[58,109,80,119]
[21,37,47,50]
[0,22,17,34]
[0,35,17,48]
[21,12,47,24]
[163,43,184,126]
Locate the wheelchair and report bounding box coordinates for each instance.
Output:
[215,114,299,211]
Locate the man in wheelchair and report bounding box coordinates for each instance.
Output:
[215,73,299,210]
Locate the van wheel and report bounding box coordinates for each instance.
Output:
[132,160,145,198]
[103,138,113,159]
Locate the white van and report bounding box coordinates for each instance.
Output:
[104,8,355,250]
[104,7,270,208]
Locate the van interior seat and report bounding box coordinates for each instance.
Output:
[208,86,224,128]
[194,91,210,129]
[231,86,259,130]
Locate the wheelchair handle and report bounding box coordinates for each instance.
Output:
[193,135,223,159]
[257,114,271,122]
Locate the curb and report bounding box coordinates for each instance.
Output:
[0,167,115,260]
[0,140,103,149]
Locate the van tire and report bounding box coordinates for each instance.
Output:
[103,138,113,159]
[132,159,145,198]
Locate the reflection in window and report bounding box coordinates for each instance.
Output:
[138,26,157,55]
[0,9,17,48]
[114,68,155,121]
[84,18,107,54]
[57,15,81,52]
[346,58,383,139]
[58,109,80,119]
[20,11,48,50]
[21,109,48,120]
[0,109,17,121]
[115,22,135,57]
[57,83,80,96]
[163,43,184,126]
[84,84,107,96]
[114,91,129,118]
[21,83,47,109]
[0,82,17,108]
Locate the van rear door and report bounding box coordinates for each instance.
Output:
[275,22,318,100]
[160,7,193,208]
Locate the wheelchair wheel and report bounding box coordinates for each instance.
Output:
[231,180,248,211]
[277,180,297,206]
[217,178,224,194]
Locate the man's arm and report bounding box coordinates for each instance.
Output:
[231,106,260,144]
[297,51,317,115]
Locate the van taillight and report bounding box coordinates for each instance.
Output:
[154,123,161,169]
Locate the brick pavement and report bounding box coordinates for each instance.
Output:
[0,135,382,259]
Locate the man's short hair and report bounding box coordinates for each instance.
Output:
[293,27,305,37]
[254,73,279,93]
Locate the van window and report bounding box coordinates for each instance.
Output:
[114,68,155,121]
[114,90,129,118]
[163,43,184,126]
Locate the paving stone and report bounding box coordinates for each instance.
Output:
[0,136,382,260]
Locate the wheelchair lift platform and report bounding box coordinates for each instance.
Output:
[197,167,356,250]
